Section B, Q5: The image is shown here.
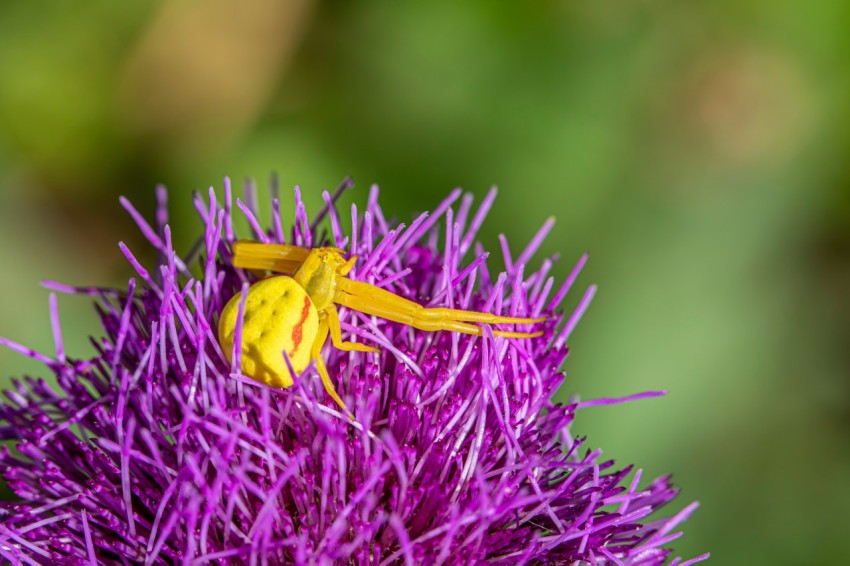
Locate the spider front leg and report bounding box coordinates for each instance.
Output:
[325,305,380,353]
[336,279,545,339]
[232,240,310,274]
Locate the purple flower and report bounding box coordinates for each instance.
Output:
[0,179,708,564]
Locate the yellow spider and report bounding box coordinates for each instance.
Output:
[218,241,545,414]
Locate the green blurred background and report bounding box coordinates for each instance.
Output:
[1,1,847,563]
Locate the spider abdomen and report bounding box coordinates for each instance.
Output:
[218,276,320,388]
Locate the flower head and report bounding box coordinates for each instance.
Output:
[0,179,708,564]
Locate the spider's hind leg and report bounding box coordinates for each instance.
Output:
[311,317,354,419]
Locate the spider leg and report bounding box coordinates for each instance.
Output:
[339,256,357,277]
[311,316,353,418]
[326,305,380,353]
[232,240,311,274]
[336,279,545,339]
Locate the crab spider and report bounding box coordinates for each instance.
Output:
[218,241,545,415]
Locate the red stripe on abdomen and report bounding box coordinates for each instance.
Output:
[290,295,312,355]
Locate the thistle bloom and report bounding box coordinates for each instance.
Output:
[0,180,708,564]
